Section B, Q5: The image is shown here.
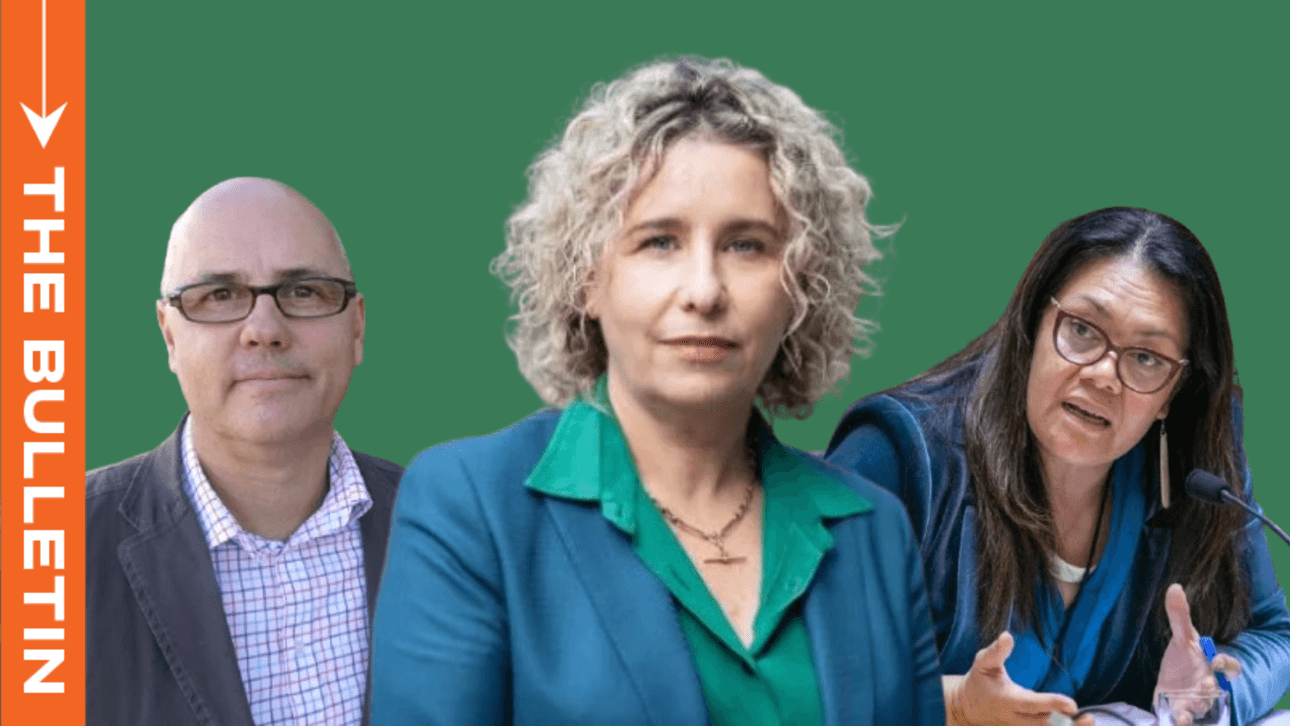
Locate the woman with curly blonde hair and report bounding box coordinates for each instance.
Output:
[372,57,943,725]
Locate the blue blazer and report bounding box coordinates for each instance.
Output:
[825,371,1290,722]
[371,409,944,725]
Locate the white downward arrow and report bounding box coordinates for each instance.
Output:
[21,0,65,148]
[21,103,66,148]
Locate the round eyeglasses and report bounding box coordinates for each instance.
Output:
[1049,298,1187,394]
[164,277,358,323]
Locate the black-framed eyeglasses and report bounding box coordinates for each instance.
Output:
[1049,298,1187,394]
[164,277,358,323]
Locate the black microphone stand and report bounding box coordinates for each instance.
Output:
[1217,489,1290,549]
[1185,468,1290,548]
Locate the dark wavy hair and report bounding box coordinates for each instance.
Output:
[921,206,1249,643]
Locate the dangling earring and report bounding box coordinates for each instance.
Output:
[1159,420,1171,509]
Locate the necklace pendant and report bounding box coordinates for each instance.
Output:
[704,555,747,565]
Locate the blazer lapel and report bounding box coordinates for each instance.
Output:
[804,521,875,726]
[356,454,396,622]
[543,497,709,726]
[115,428,256,726]
[355,453,398,726]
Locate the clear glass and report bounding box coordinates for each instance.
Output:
[167,278,356,322]
[1155,690,1230,726]
[1048,298,1186,394]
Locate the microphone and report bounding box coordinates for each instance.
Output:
[1183,469,1231,503]
[1185,469,1290,548]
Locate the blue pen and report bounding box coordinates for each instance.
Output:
[1199,636,1233,695]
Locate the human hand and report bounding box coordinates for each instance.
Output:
[944,632,1094,726]
[1154,584,1242,703]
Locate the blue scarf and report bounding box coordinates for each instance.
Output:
[1007,447,1148,694]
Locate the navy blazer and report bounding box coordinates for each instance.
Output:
[86,421,403,726]
[371,409,945,725]
[825,371,1290,721]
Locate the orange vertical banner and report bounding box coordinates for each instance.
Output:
[1,0,86,721]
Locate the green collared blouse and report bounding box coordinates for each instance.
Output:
[525,386,870,726]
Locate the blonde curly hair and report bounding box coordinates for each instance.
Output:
[492,57,888,418]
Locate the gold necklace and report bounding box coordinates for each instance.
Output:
[649,442,759,565]
[651,481,756,565]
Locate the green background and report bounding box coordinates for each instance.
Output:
[87,0,1288,704]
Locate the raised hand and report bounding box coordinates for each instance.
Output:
[945,632,1093,726]
[1155,583,1242,700]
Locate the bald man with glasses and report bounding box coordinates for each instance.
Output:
[86,178,402,726]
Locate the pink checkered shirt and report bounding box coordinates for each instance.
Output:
[180,419,373,725]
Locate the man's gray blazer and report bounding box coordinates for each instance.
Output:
[86,419,403,726]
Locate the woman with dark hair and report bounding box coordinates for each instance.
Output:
[826,207,1290,724]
